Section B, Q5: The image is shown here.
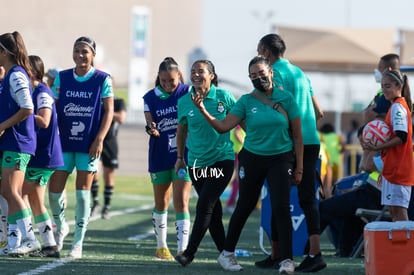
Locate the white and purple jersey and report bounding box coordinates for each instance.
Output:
[0,66,36,155]
[143,83,190,172]
[56,68,110,153]
[29,82,63,168]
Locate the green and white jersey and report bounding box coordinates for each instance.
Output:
[178,85,236,167]
[230,88,300,156]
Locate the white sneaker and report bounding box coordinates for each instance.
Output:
[67,244,82,259]
[217,251,243,271]
[279,259,295,274]
[54,223,69,251]
[8,238,41,257]
[0,244,8,256]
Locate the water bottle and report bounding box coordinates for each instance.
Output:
[234,249,252,257]
[177,168,187,179]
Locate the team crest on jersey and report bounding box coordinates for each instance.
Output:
[217,102,225,113]
[239,166,245,179]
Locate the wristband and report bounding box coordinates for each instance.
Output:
[145,125,152,135]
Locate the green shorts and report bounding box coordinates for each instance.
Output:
[25,167,55,186]
[0,151,31,178]
[150,168,191,185]
[57,152,100,173]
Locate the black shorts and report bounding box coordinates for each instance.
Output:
[101,139,119,169]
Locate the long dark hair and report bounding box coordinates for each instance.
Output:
[383,69,412,111]
[29,55,45,83]
[0,31,32,79]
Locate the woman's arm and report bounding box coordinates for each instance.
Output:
[192,94,240,133]
[144,112,160,137]
[90,96,114,159]
[311,95,324,121]
[175,123,188,172]
[291,117,304,185]
[34,91,54,128]
[35,108,52,128]
[0,108,33,137]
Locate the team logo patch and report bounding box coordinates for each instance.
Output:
[151,173,157,180]
[70,121,85,136]
[239,166,245,179]
[217,102,225,113]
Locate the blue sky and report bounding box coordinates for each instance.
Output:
[201,0,414,91]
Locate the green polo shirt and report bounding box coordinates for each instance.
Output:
[272,58,320,146]
[178,85,236,167]
[230,88,300,156]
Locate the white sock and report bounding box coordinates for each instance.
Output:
[36,219,56,247]
[8,224,21,249]
[73,190,91,246]
[152,211,168,249]
[223,250,233,256]
[49,192,67,230]
[0,195,8,242]
[175,219,190,252]
[17,216,36,241]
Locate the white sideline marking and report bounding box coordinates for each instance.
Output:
[17,204,153,275]
[127,231,153,241]
[18,258,74,275]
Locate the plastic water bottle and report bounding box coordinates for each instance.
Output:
[234,249,252,257]
[177,168,187,179]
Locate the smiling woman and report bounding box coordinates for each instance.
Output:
[189,55,303,273]
[174,59,237,267]
[47,35,114,260]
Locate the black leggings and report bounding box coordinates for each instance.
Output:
[269,145,321,254]
[224,149,294,260]
[185,159,234,257]
[297,144,321,235]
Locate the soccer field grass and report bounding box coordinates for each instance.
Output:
[1,176,365,274]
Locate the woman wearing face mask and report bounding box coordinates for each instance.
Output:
[364,53,400,123]
[192,55,303,274]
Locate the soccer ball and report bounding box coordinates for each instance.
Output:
[362,119,391,146]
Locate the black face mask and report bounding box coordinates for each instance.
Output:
[252,76,271,92]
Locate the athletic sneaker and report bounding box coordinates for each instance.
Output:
[174,253,194,267]
[90,201,100,217]
[279,259,295,275]
[101,207,109,219]
[29,245,60,258]
[0,245,8,256]
[255,255,280,269]
[8,238,41,257]
[217,251,243,271]
[67,244,82,259]
[295,253,327,272]
[155,247,174,260]
[54,223,69,251]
